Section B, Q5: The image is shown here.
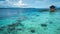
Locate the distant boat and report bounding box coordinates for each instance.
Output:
[50,5,56,12]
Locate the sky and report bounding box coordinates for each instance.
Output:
[0,0,60,8]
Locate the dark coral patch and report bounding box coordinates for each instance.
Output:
[41,24,47,27]
[30,29,35,33]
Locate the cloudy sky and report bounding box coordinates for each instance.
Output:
[0,0,60,8]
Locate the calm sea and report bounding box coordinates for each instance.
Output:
[0,8,60,34]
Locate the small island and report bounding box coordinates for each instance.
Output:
[50,5,56,12]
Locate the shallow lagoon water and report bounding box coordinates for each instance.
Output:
[0,8,60,34]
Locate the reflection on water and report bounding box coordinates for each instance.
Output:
[0,8,60,34]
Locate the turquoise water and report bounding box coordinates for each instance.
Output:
[0,8,60,34]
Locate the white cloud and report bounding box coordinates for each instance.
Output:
[0,0,28,8]
[13,0,27,7]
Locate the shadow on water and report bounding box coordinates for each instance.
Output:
[0,17,6,20]
[37,9,49,12]
[50,11,55,15]
[0,16,12,20]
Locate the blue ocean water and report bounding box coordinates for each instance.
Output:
[0,8,60,34]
